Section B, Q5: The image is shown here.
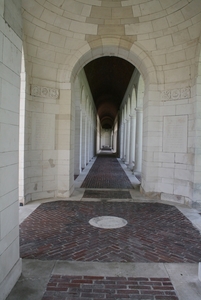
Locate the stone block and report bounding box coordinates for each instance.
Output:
[175,169,191,181]
[0,31,3,61]
[167,10,185,27]
[125,22,153,35]
[27,166,43,178]
[33,26,50,43]
[22,0,44,19]
[164,66,190,83]
[174,183,191,198]
[31,190,55,201]
[70,20,97,35]
[166,50,186,64]
[137,39,156,51]
[1,201,19,239]
[37,48,55,62]
[0,226,19,255]
[41,8,57,24]
[0,238,19,284]
[112,7,133,18]
[0,151,18,168]
[43,180,57,191]
[57,175,70,190]
[159,167,174,178]
[49,32,66,47]
[0,190,18,212]
[44,103,60,114]
[32,64,57,81]
[0,124,19,153]
[90,6,111,19]
[181,0,201,20]
[160,105,175,115]
[161,192,185,204]
[175,153,194,165]
[131,5,141,17]
[1,79,20,113]
[188,22,201,40]
[172,29,190,46]
[44,1,63,16]
[156,35,173,49]
[140,0,162,15]
[152,17,169,31]
[154,152,174,163]
[158,182,174,194]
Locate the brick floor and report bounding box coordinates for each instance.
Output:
[42,275,179,300]
[20,201,201,262]
[81,154,133,189]
[83,190,132,199]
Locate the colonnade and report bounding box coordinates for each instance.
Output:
[119,74,144,178]
[74,70,97,176]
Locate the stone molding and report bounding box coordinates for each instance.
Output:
[31,85,59,99]
[161,87,191,101]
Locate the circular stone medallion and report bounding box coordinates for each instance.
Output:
[89,216,127,229]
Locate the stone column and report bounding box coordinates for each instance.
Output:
[81,112,86,170]
[126,117,130,165]
[120,121,124,159]
[134,108,143,175]
[74,107,82,175]
[86,118,89,164]
[128,112,136,170]
[123,120,127,162]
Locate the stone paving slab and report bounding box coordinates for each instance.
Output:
[42,275,179,299]
[20,201,201,263]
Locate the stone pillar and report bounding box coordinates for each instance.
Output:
[123,120,127,162]
[199,263,201,281]
[128,112,136,170]
[81,112,86,170]
[86,118,89,164]
[126,117,130,164]
[120,122,124,159]
[134,108,143,175]
[113,130,117,153]
[74,107,82,175]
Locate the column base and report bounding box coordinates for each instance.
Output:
[128,163,134,171]
[133,171,141,182]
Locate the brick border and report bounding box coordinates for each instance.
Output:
[42,275,179,299]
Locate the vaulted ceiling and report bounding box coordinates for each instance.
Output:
[84,57,135,129]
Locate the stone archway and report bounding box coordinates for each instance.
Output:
[64,42,158,196]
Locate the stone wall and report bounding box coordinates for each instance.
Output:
[20,0,201,207]
[0,1,22,299]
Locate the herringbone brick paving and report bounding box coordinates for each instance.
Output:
[42,275,179,300]
[81,154,133,189]
[20,201,201,263]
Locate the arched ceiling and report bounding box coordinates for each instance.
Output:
[84,57,135,129]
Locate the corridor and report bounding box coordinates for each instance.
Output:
[7,153,201,300]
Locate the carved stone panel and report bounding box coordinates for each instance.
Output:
[31,85,59,99]
[161,88,191,101]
